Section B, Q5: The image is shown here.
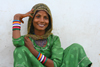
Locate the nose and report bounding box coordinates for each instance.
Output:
[40,17,44,23]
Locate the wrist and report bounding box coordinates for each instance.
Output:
[37,53,48,65]
[29,46,34,50]
[12,20,21,31]
[29,47,39,57]
[14,14,20,20]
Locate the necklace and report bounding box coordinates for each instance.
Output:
[34,39,47,47]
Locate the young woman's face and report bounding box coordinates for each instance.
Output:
[33,10,49,32]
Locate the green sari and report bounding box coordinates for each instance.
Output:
[13,3,92,67]
[13,34,92,67]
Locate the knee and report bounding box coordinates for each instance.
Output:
[64,43,83,52]
[71,43,83,48]
[68,43,84,51]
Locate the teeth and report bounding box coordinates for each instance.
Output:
[38,24,44,26]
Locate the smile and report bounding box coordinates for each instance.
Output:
[38,24,45,27]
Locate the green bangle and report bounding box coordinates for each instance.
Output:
[43,58,48,65]
[13,28,20,31]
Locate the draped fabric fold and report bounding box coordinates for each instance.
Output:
[26,3,53,40]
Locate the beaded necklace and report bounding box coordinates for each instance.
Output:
[34,39,47,47]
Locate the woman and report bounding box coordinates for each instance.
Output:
[12,3,92,67]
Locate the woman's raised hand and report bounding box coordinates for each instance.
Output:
[14,9,34,23]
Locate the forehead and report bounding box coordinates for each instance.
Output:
[35,10,48,16]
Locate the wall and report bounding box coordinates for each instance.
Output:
[0,0,100,67]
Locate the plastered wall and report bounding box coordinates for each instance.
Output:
[0,0,100,67]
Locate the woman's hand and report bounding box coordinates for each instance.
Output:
[24,36,34,50]
[24,36,54,67]
[14,9,34,23]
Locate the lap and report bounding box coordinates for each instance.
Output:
[13,46,45,67]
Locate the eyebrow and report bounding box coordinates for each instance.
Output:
[36,13,48,17]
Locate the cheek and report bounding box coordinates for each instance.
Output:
[33,19,37,25]
[33,22,37,28]
[46,20,49,25]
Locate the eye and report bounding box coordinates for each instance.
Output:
[44,16,48,20]
[36,15,40,18]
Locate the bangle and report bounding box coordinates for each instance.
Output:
[42,56,46,64]
[12,20,21,31]
[37,53,40,59]
[38,53,42,61]
[13,20,21,22]
[43,57,47,65]
[40,55,44,62]
[37,53,47,64]
[13,28,20,31]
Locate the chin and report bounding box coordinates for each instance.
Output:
[38,28,45,31]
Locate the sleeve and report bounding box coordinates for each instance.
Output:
[50,36,63,67]
[12,36,25,47]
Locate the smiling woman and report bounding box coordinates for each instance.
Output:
[12,3,92,67]
[33,10,49,35]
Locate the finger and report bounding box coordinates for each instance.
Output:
[24,36,29,41]
[22,14,33,18]
[27,14,33,18]
[25,37,31,42]
[24,37,28,41]
[25,41,28,45]
[26,9,34,15]
[20,19,24,23]
[30,9,34,13]
[24,14,33,18]
[29,9,34,13]
[24,41,27,44]
[24,36,28,40]
[24,42,28,47]
[31,9,34,12]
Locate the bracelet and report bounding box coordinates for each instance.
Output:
[37,53,48,65]
[42,56,46,64]
[38,53,42,61]
[40,55,44,62]
[37,53,40,59]
[13,20,21,22]
[43,57,47,65]
[12,20,21,31]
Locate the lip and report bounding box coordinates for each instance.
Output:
[38,24,45,27]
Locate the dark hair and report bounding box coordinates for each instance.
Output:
[29,10,51,34]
